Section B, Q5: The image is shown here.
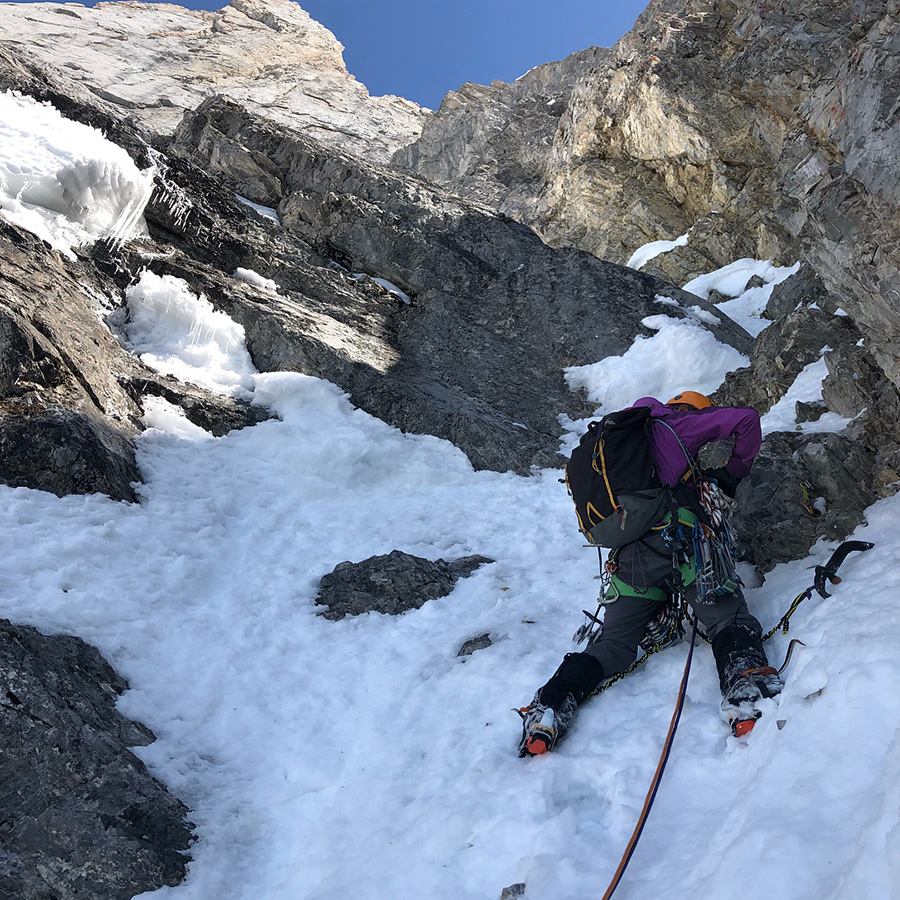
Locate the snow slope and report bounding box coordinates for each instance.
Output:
[0,92,895,898]
[0,256,895,900]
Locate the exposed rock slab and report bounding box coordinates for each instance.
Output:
[0,0,426,163]
[316,550,493,620]
[168,95,752,473]
[396,0,900,406]
[0,619,193,900]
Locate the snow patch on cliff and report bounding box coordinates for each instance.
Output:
[0,91,155,257]
[124,270,257,400]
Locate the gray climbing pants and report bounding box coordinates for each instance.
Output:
[586,532,763,677]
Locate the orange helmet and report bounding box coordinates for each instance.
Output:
[665,391,714,410]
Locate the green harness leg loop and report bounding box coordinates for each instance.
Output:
[607,575,667,603]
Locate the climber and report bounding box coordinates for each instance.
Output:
[518,390,782,755]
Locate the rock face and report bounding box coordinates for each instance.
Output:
[394,46,610,221]
[0,0,426,163]
[1,2,900,893]
[166,94,751,473]
[397,0,900,405]
[0,619,193,900]
[712,264,899,568]
[316,550,493,620]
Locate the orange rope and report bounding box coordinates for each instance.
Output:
[600,616,699,900]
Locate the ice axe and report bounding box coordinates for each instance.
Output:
[813,540,875,598]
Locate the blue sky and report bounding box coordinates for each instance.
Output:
[14,0,650,108]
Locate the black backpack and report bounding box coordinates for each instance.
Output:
[565,406,673,548]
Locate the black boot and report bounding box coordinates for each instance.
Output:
[712,624,783,733]
[538,652,605,709]
[517,653,604,756]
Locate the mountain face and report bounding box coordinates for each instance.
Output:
[397,0,900,391]
[0,0,425,162]
[0,0,899,896]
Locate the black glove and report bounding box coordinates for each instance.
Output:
[703,467,741,499]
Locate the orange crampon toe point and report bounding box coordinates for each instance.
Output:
[732,718,757,738]
[524,735,551,755]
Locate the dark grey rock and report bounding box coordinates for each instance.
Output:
[0,619,193,900]
[764,265,839,321]
[745,275,767,291]
[714,305,864,414]
[795,400,827,423]
[458,634,493,657]
[169,96,751,474]
[734,432,876,572]
[316,550,493,620]
[0,222,143,502]
[500,884,527,900]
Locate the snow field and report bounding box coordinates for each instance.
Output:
[0,91,155,257]
[3,348,899,899]
[0,88,895,897]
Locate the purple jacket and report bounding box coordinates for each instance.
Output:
[630,397,762,486]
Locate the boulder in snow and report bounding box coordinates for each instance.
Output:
[316,550,493,620]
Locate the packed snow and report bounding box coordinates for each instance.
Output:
[625,230,800,337]
[234,267,279,294]
[2,103,897,900]
[562,313,747,440]
[760,354,855,436]
[626,232,689,270]
[0,91,155,257]
[685,259,802,337]
[2,257,894,900]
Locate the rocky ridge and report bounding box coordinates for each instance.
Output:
[0,0,426,163]
[394,46,611,221]
[397,0,900,403]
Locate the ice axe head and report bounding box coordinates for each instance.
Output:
[813,541,875,598]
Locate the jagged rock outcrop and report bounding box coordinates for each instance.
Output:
[1,36,752,484]
[316,550,493,620]
[733,431,877,572]
[0,47,271,500]
[711,264,900,568]
[397,0,900,404]
[394,47,610,220]
[0,0,426,163]
[0,619,193,900]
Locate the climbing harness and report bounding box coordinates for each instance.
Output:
[599,615,699,900]
[573,540,875,696]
